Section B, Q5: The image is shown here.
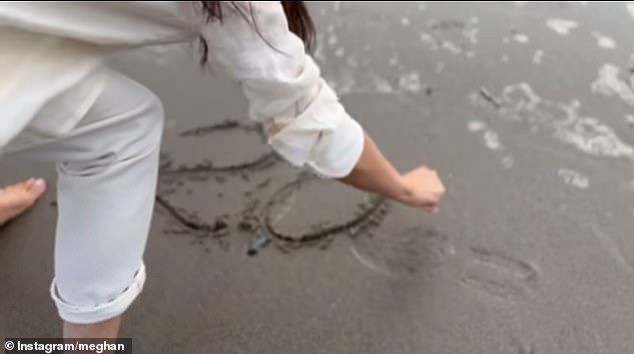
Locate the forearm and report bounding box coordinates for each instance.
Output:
[339,133,410,202]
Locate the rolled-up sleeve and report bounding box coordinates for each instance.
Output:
[190,1,364,178]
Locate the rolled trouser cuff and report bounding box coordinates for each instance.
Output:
[50,263,146,324]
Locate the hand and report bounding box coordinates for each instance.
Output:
[398,166,445,212]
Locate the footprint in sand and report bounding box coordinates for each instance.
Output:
[460,247,539,301]
[349,227,455,278]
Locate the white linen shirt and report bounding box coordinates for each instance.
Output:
[0,1,364,178]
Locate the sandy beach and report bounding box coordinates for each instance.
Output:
[2,2,634,353]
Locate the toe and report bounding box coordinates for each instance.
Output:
[27,179,47,203]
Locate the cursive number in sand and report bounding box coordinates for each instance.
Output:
[160,120,278,176]
[262,173,388,246]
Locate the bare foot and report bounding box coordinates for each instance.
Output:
[0,178,47,227]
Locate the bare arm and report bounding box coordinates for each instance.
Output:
[193,3,444,210]
[339,133,407,200]
[340,133,445,211]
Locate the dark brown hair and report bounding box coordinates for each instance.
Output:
[199,1,316,64]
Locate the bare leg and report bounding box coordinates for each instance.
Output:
[0,178,47,226]
[64,317,121,353]
[63,316,121,338]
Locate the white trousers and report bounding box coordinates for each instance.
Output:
[3,68,164,324]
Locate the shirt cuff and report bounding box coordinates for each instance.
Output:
[267,84,365,179]
[306,116,364,178]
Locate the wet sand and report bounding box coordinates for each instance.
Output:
[2,2,634,353]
